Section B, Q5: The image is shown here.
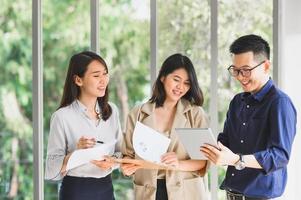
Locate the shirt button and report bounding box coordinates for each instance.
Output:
[243,122,246,126]
[247,105,250,108]
[240,140,244,143]
[231,173,235,176]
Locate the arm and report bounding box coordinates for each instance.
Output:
[254,97,297,174]
[202,97,297,171]
[120,106,142,176]
[201,142,262,168]
[121,106,139,159]
[217,104,234,147]
[161,151,207,171]
[45,113,67,181]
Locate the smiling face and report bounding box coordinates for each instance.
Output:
[160,68,191,103]
[232,51,270,93]
[75,60,109,99]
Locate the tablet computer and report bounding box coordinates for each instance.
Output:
[175,128,217,160]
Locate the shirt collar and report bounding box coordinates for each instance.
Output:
[240,78,273,102]
[74,99,100,114]
[253,78,273,101]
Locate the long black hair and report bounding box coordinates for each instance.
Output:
[59,51,112,120]
[150,53,204,107]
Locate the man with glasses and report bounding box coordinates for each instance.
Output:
[201,34,297,200]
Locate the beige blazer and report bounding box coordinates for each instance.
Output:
[122,99,210,200]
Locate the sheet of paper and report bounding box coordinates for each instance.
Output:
[133,121,171,163]
[66,140,116,171]
[175,128,217,160]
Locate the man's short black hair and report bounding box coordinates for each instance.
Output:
[230,34,270,61]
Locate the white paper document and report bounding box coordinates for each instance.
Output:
[175,128,217,160]
[66,140,116,171]
[133,121,171,163]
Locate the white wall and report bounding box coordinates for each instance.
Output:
[279,0,301,199]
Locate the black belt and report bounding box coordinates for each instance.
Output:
[226,191,268,200]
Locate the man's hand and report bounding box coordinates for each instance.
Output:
[200,142,239,166]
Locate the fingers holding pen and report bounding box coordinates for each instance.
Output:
[77,136,96,149]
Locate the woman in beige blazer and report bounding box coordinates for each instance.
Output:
[121,53,209,200]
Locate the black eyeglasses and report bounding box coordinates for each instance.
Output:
[227,60,265,77]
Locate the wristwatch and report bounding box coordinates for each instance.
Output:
[234,154,246,170]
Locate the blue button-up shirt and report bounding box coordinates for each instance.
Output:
[218,79,297,199]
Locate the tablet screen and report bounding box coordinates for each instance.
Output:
[175,128,217,160]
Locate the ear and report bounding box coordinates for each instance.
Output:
[263,60,271,74]
[74,75,83,86]
[160,76,165,83]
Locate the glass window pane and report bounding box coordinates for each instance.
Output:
[0,1,33,199]
[99,0,150,125]
[43,1,90,199]
[158,0,211,110]
[99,1,150,199]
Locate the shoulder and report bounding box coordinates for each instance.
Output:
[269,87,296,110]
[231,93,243,102]
[108,102,118,114]
[51,104,73,121]
[190,103,206,112]
[180,98,206,115]
[107,102,122,123]
[226,93,244,110]
[128,103,144,119]
[270,86,291,100]
[128,101,153,119]
[191,104,208,120]
[131,101,153,113]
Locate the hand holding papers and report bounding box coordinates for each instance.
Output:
[175,128,217,160]
[66,140,115,171]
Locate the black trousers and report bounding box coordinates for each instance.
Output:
[156,179,168,200]
[59,175,115,200]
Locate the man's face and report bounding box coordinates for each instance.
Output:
[232,51,269,93]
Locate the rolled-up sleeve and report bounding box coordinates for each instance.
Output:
[254,97,297,174]
[45,112,67,181]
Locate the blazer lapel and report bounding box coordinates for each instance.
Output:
[139,102,155,128]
